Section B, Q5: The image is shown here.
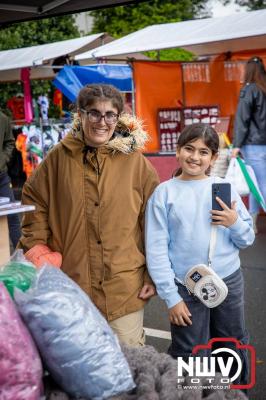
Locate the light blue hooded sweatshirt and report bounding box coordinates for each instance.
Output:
[145,176,255,309]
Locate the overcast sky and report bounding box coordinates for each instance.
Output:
[209,0,247,17]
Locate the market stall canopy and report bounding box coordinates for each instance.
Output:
[0,33,112,82]
[0,0,146,27]
[77,9,266,59]
[76,49,149,63]
[53,64,133,101]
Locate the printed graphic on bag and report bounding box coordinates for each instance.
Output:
[200,282,219,302]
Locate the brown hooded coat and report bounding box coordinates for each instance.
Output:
[18,115,159,321]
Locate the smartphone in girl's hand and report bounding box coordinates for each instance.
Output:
[212,183,231,211]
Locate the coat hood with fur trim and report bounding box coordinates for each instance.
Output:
[61,113,149,156]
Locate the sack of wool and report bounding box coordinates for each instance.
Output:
[0,282,43,400]
[0,259,36,298]
[14,265,135,400]
[44,344,248,400]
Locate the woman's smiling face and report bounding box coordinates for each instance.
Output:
[79,99,118,147]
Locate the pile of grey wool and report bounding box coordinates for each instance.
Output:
[46,344,248,400]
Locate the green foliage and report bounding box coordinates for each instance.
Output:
[0,15,79,50]
[0,15,80,114]
[145,48,195,61]
[91,0,209,38]
[90,0,208,62]
[49,102,62,119]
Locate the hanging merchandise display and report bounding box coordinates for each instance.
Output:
[15,124,43,177]
[158,109,182,152]
[7,94,25,122]
[183,105,219,126]
[25,125,43,166]
[14,121,72,176]
[53,88,63,115]
[37,95,49,121]
[157,105,219,152]
[15,130,32,178]
[42,123,71,157]
[182,63,211,83]
[21,68,33,123]
[32,99,40,121]
[224,61,246,83]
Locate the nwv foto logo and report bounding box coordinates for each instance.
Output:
[177,337,256,390]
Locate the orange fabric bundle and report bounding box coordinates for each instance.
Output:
[25,244,62,268]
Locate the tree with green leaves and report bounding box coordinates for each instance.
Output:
[91,0,210,61]
[0,15,80,114]
[0,15,79,50]
[91,0,209,37]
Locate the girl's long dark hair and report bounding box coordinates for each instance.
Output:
[244,56,266,95]
[174,123,219,177]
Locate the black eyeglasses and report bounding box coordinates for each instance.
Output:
[80,109,119,124]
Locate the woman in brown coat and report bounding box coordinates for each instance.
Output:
[18,84,159,346]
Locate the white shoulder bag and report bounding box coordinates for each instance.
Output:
[183,226,228,308]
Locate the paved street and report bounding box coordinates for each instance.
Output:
[144,214,266,400]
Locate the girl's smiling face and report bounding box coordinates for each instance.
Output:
[176,138,218,180]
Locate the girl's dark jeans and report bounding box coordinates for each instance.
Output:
[168,268,249,387]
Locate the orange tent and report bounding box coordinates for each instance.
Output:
[133,50,266,152]
[133,61,183,152]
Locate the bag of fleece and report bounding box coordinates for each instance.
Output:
[0,282,43,400]
[14,265,135,400]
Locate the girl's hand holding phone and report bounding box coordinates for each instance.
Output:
[168,300,192,326]
[211,197,238,227]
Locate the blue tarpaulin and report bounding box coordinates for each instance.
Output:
[53,64,133,102]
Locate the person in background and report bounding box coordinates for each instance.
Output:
[18,84,159,346]
[210,133,230,178]
[0,110,21,248]
[232,56,266,233]
[145,123,254,387]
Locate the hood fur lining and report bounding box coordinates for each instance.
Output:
[71,113,149,154]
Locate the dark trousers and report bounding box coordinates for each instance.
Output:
[0,171,21,248]
[168,268,249,386]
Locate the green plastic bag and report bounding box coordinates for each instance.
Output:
[237,156,266,212]
[0,261,36,298]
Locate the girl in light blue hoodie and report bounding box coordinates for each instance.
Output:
[145,123,255,387]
